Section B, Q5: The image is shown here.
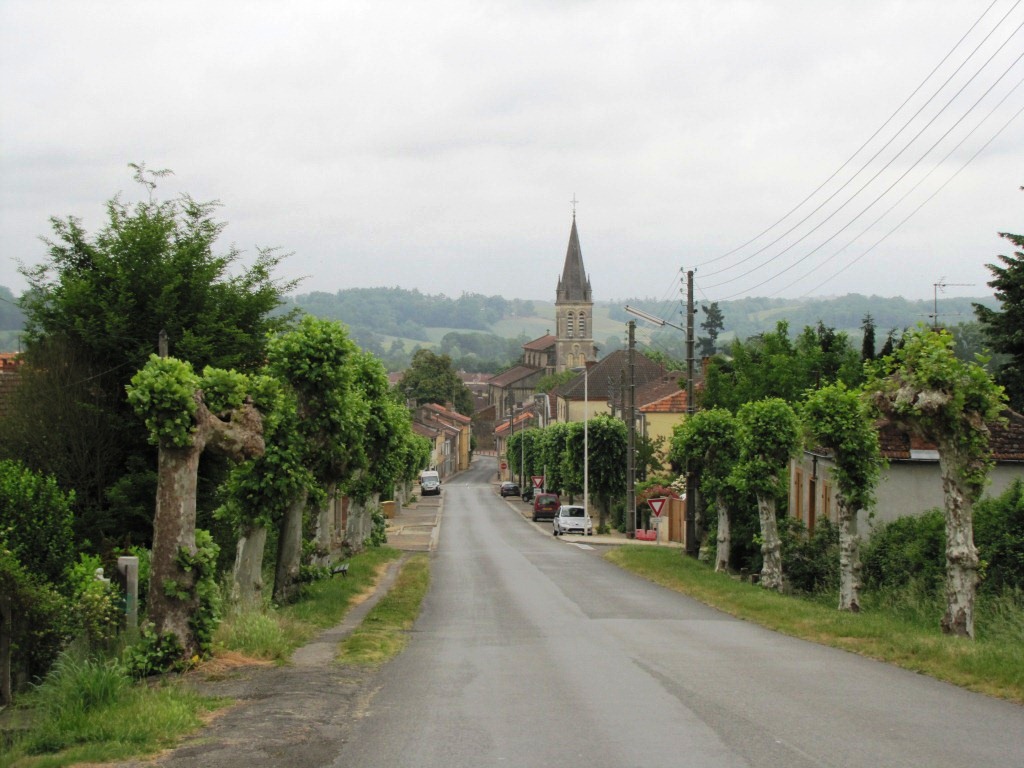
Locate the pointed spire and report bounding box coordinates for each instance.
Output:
[556,215,591,303]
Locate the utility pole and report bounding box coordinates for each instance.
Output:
[685,269,699,557]
[626,320,636,538]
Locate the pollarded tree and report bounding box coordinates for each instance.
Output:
[974,228,1024,411]
[265,316,369,603]
[216,375,316,606]
[126,355,264,658]
[866,326,1006,638]
[538,421,571,496]
[734,398,801,591]
[564,414,628,530]
[800,383,882,612]
[670,409,740,573]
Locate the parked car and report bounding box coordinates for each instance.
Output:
[532,492,561,522]
[500,481,520,497]
[419,470,441,496]
[552,505,593,536]
[521,486,535,503]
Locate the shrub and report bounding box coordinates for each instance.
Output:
[861,509,946,594]
[67,554,123,650]
[779,517,839,594]
[974,479,1024,593]
[0,459,75,587]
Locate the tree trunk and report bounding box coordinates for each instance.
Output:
[274,489,308,604]
[231,524,267,607]
[149,443,203,653]
[836,497,862,612]
[148,396,264,656]
[938,451,979,638]
[756,492,784,592]
[714,494,731,573]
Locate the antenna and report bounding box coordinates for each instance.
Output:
[931,278,974,329]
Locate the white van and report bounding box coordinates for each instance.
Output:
[419,470,441,496]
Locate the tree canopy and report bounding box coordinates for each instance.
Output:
[397,348,474,416]
[974,228,1024,411]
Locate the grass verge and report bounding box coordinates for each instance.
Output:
[605,545,1024,704]
[338,553,430,666]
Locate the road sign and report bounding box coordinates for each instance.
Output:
[500,462,507,470]
[532,475,544,489]
[648,497,667,518]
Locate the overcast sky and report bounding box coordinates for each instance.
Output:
[1,1,1021,307]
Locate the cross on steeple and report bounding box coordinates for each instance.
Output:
[570,194,578,218]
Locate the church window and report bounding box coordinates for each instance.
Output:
[566,311,574,337]
[578,311,587,336]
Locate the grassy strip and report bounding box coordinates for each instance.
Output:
[605,545,1024,704]
[214,546,403,661]
[338,553,430,666]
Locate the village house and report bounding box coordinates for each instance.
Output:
[789,411,1024,533]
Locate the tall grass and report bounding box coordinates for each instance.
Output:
[1,651,216,768]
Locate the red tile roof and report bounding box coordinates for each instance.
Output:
[523,335,556,351]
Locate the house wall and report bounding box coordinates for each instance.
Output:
[790,453,1024,533]
[642,412,686,457]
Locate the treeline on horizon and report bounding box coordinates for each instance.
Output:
[0,284,1000,372]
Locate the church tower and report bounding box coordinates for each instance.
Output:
[554,212,595,373]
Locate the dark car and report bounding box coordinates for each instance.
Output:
[532,492,561,522]
[521,486,535,503]
[500,481,520,497]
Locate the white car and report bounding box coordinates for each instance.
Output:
[552,505,593,536]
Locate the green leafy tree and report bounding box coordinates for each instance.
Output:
[670,409,740,573]
[861,313,876,362]
[734,398,801,591]
[699,301,725,356]
[701,321,862,412]
[397,349,474,416]
[974,228,1024,411]
[265,316,369,602]
[865,326,1007,638]
[563,414,627,529]
[126,355,265,658]
[216,375,315,605]
[800,383,882,611]
[538,421,571,496]
[9,164,294,546]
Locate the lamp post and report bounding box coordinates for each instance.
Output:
[571,365,590,515]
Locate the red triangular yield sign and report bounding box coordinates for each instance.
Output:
[648,497,667,517]
[532,475,544,489]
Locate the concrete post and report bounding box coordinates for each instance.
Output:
[117,556,140,629]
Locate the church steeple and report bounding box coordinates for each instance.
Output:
[556,215,592,303]
[554,209,595,373]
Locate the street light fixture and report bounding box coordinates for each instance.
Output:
[625,304,682,331]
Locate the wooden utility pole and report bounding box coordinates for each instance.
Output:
[626,320,636,537]
[685,269,699,556]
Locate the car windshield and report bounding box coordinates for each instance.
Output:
[564,508,585,517]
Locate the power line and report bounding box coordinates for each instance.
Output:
[694,0,1015,272]
[703,15,1024,292]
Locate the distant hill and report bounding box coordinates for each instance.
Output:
[0,285,1000,364]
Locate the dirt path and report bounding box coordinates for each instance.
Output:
[107,556,407,768]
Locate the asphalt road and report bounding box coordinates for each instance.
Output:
[333,456,1024,768]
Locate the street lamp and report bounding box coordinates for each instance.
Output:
[571,365,589,516]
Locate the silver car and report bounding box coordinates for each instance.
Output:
[552,505,593,536]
